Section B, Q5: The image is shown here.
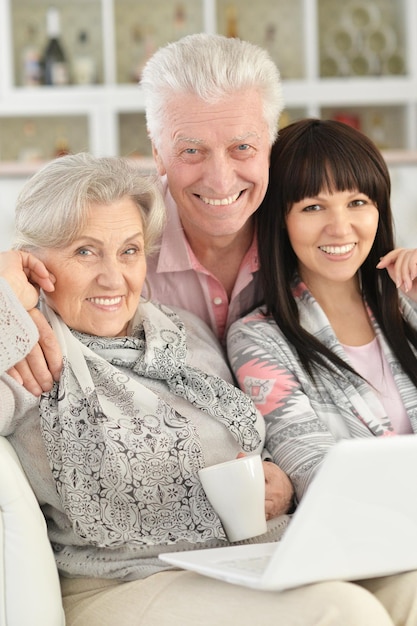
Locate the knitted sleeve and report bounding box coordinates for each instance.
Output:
[227,311,335,501]
[0,278,39,375]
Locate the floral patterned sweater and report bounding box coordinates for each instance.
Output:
[0,299,287,581]
[227,279,417,502]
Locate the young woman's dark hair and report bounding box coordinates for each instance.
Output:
[256,118,417,385]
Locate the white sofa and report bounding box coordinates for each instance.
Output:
[0,436,65,626]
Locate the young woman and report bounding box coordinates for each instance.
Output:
[227,121,417,620]
[228,118,417,502]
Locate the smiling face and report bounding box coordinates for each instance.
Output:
[285,188,379,292]
[38,197,147,337]
[152,89,271,243]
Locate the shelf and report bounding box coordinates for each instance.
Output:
[318,0,408,78]
[0,155,156,178]
[114,0,205,84]
[216,0,305,80]
[0,0,416,162]
[0,114,89,162]
[10,0,104,87]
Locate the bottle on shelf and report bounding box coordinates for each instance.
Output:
[332,112,361,131]
[369,114,387,150]
[21,23,42,87]
[130,25,144,83]
[73,30,96,85]
[226,4,238,38]
[54,128,71,158]
[130,26,155,84]
[173,3,188,39]
[42,7,70,86]
[18,121,43,163]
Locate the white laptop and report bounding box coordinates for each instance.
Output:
[159,435,417,591]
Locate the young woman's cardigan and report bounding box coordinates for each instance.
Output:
[228,278,417,501]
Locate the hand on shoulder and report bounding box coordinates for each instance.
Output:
[0,249,55,310]
[377,247,417,301]
[1,250,62,394]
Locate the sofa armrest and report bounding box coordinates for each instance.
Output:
[0,436,65,626]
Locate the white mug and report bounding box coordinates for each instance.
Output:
[198,455,267,542]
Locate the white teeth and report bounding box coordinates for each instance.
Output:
[319,244,356,255]
[200,192,240,206]
[89,297,122,306]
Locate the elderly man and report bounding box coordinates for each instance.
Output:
[141,33,283,342]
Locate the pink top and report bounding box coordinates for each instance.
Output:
[343,337,412,434]
[144,178,262,343]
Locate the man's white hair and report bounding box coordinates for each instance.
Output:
[141,33,284,148]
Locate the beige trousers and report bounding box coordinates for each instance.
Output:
[60,569,417,626]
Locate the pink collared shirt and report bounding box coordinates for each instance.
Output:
[144,180,262,343]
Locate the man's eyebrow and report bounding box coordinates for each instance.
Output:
[174,131,261,146]
[232,132,261,142]
[174,136,204,146]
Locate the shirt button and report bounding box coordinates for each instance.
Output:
[213,296,223,305]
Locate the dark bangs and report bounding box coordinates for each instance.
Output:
[272,119,391,221]
[261,118,396,288]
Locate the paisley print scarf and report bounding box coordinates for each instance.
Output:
[39,301,262,548]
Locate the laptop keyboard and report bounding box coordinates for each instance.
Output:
[218,555,270,575]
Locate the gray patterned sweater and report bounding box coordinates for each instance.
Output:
[1,298,287,581]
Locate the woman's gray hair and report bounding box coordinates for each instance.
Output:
[141,33,284,148]
[13,152,166,255]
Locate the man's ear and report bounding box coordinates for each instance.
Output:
[152,143,166,176]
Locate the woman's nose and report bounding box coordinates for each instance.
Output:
[96,258,124,287]
[326,210,353,236]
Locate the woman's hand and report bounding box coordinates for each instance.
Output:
[8,308,62,395]
[237,453,294,519]
[263,460,294,519]
[0,249,55,310]
[0,250,62,394]
[377,248,417,300]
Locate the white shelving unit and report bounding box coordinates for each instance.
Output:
[0,0,417,255]
[0,0,416,163]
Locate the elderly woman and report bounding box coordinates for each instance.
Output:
[2,153,395,626]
